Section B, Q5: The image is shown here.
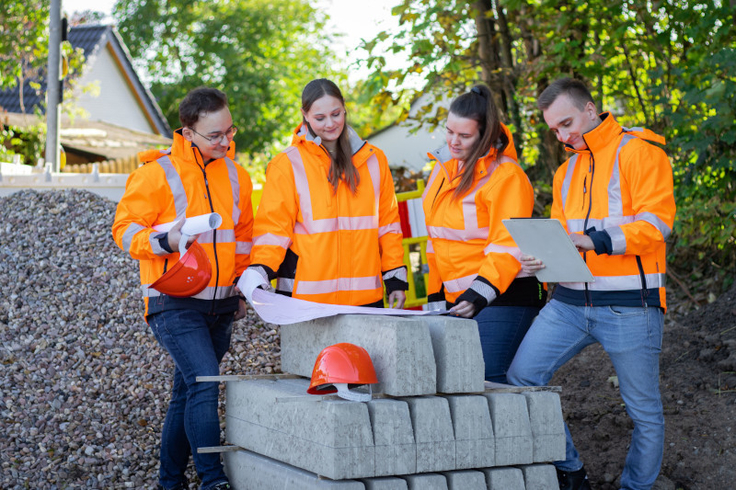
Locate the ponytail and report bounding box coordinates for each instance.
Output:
[448,84,508,198]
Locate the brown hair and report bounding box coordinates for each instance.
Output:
[179,87,228,128]
[537,78,595,111]
[448,84,509,198]
[301,79,359,193]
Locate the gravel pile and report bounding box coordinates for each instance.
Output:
[0,189,280,489]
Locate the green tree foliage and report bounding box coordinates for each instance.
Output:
[0,1,85,164]
[364,0,735,283]
[114,0,340,156]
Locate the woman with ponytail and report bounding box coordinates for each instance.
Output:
[423,84,546,383]
[248,78,407,308]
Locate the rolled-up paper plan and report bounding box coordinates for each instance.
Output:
[153,213,223,235]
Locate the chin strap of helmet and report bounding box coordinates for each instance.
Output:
[334,383,372,402]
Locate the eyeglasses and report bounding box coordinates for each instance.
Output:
[189,125,238,144]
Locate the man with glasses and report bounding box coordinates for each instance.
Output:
[113,87,253,490]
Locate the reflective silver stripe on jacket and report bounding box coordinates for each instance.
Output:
[276,277,295,293]
[142,284,235,300]
[561,272,666,291]
[122,223,146,253]
[254,232,292,249]
[560,135,671,254]
[383,267,407,282]
[425,162,495,242]
[284,146,381,235]
[236,241,252,254]
[444,274,476,294]
[225,157,241,225]
[295,275,382,295]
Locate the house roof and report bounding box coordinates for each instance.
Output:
[3,111,172,162]
[0,24,171,137]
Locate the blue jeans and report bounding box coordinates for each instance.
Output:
[507,299,664,490]
[475,305,540,383]
[148,309,234,490]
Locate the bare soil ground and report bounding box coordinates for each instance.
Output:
[554,283,736,489]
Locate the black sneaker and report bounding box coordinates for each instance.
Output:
[557,466,592,490]
[211,483,231,490]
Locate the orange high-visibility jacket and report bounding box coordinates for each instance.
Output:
[423,126,544,306]
[551,113,676,310]
[250,124,405,306]
[112,130,254,316]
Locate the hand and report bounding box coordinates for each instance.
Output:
[570,233,594,252]
[520,253,545,274]
[234,298,247,321]
[449,300,475,318]
[167,217,198,253]
[387,290,406,309]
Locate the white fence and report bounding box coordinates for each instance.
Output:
[0,161,128,202]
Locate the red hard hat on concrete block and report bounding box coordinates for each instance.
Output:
[307,343,378,401]
[150,241,212,298]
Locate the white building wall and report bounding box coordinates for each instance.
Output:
[75,46,156,134]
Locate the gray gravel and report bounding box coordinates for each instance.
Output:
[0,189,281,489]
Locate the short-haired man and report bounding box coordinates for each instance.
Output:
[112,87,253,490]
[507,78,676,490]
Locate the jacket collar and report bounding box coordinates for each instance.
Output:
[428,135,506,184]
[292,123,366,160]
[569,112,666,156]
[139,129,236,167]
[570,112,621,155]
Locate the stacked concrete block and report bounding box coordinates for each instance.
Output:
[403,473,447,490]
[280,314,486,396]
[523,391,567,463]
[280,315,437,396]
[421,316,485,393]
[366,399,416,476]
[484,392,534,466]
[443,470,487,489]
[224,449,365,490]
[361,477,408,490]
[444,395,494,469]
[225,377,374,480]
[400,396,456,473]
[222,314,568,490]
[520,464,559,490]
[482,467,526,490]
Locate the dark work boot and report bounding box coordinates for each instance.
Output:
[557,466,592,490]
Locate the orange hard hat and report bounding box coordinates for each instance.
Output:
[150,241,212,298]
[307,343,378,401]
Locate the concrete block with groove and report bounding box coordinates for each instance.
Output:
[444,395,495,469]
[400,396,456,473]
[483,392,534,466]
[523,391,566,463]
[280,315,437,397]
[225,377,375,480]
[520,463,559,490]
[422,316,485,393]
[481,467,525,490]
[366,398,417,476]
[402,473,448,490]
[442,470,487,490]
[224,448,365,489]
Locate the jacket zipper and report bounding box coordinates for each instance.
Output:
[582,155,595,306]
[195,149,220,314]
